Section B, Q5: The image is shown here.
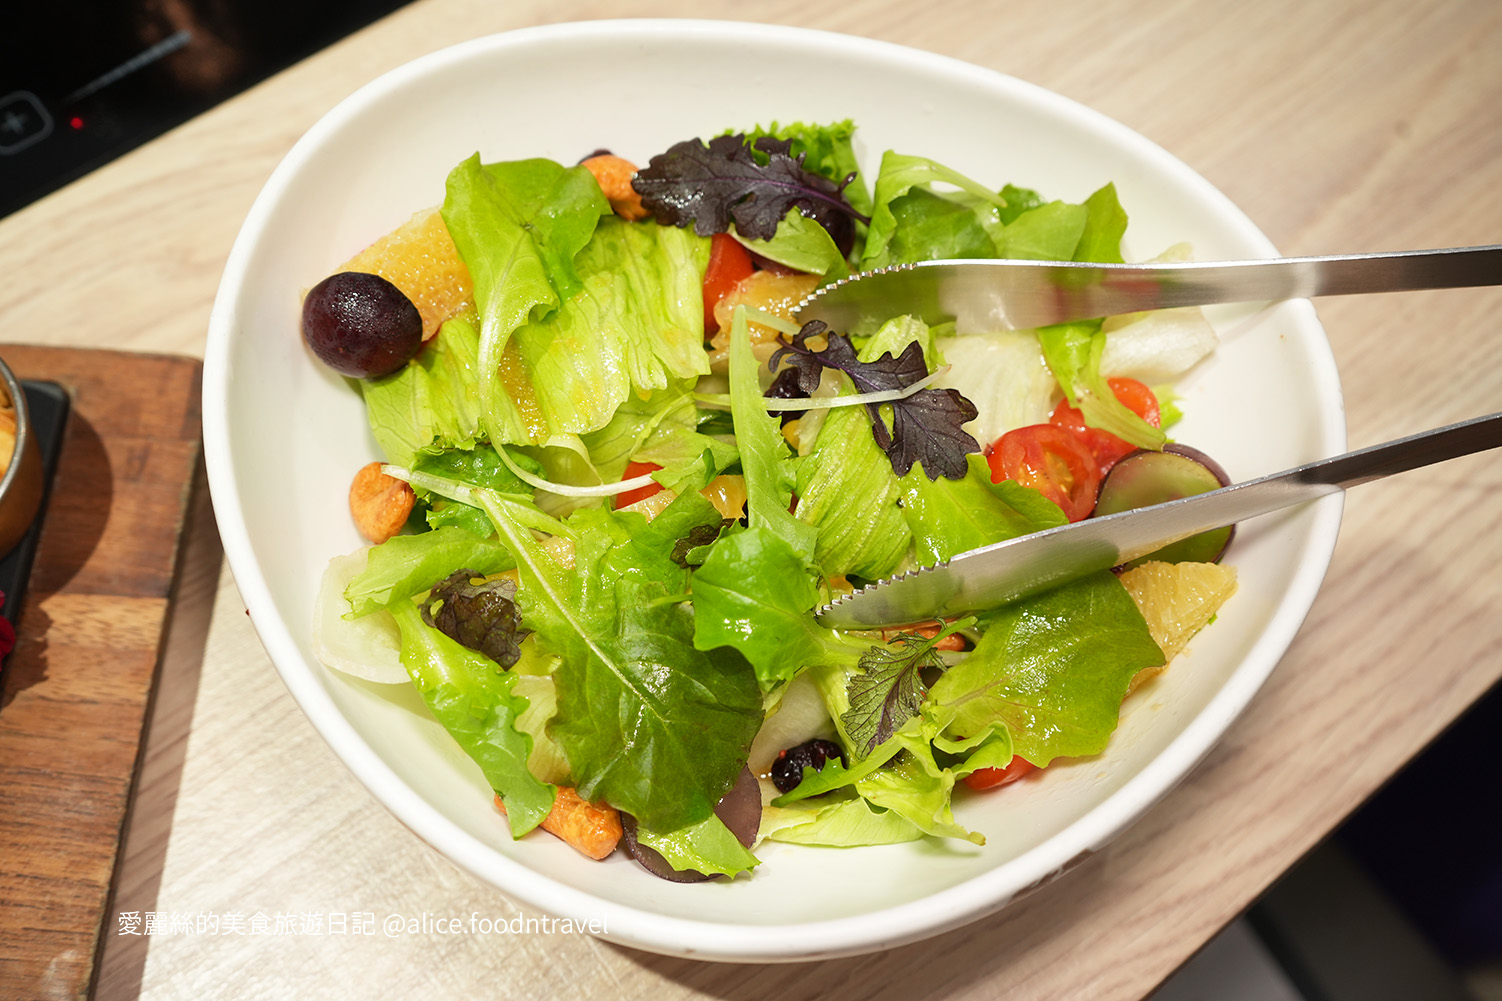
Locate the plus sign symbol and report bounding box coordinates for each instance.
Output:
[0,92,53,154]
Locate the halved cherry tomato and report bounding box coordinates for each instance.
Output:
[1049,377,1161,474]
[702,233,754,336]
[988,424,1102,522]
[614,460,663,509]
[963,756,1038,791]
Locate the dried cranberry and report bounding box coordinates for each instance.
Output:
[771,738,847,793]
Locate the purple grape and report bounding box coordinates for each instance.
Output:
[301,271,422,378]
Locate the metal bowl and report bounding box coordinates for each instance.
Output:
[0,356,44,558]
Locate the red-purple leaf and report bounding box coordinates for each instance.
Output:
[769,322,980,480]
[633,135,867,256]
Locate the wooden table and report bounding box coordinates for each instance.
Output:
[2,1,1499,998]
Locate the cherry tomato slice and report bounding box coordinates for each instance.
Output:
[988,424,1102,522]
[702,233,754,337]
[1049,377,1162,474]
[963,756,1038,791]
[614,460,663,509]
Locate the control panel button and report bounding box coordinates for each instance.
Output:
[0,92,53,155]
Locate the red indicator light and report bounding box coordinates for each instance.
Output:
[69,116,84,130]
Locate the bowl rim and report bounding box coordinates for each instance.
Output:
[202,18,1346,962]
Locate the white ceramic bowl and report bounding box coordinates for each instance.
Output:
[204,20,1345,962]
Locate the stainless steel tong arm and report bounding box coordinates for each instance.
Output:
[795,244,1502,331]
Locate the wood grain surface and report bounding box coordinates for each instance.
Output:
[0,1,1498,999]
[0,347,207,1000]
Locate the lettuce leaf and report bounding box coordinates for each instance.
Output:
[732,209,849,281]
[1037,320,1167,451]
[1075,183,1128,264]
[361,312,486,467]
[579,384,737,492]
[794,404,911,579]
[881,187,1000,264]
[442,155,612,446]
[411,442,542,536]
[996,184,1044,225]
[992,200,1088,261]
[727,307,817,559]
[691,525,829,691]
[898,455,1067,566]
[853,729,980,844]
[477,489,762,833]
[991,182,1123,263]
[927,571,1165,766]
[509,218,710,440]
[761,797,923,847]
[390,600,555,838]
[343,526,515,617]
[634,813,760,878]
[861,152,1009,271]
[792,315,955,577]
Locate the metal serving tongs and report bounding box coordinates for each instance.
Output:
[815,412,1502,629]
[794,245,1502,331]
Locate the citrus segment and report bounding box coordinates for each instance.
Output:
[341,208,473,341]
[710,270,820,351]
[1118,560,1238,664]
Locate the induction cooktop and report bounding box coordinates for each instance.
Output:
[0,0,413,220]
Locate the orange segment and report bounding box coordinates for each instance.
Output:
[1118,560,1238,665]
[341,208,473,341]
[710,270,821,351]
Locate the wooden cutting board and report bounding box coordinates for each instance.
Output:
[0,346,206,1000]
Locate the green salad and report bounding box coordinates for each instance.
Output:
[306,120,1235,880]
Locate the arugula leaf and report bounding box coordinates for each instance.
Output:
[422,570,530,668]
[476,490,762,833]
[771,320,980,479]
[634,134,868,257]
[842,621,969,756]
[390,600,555,838]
